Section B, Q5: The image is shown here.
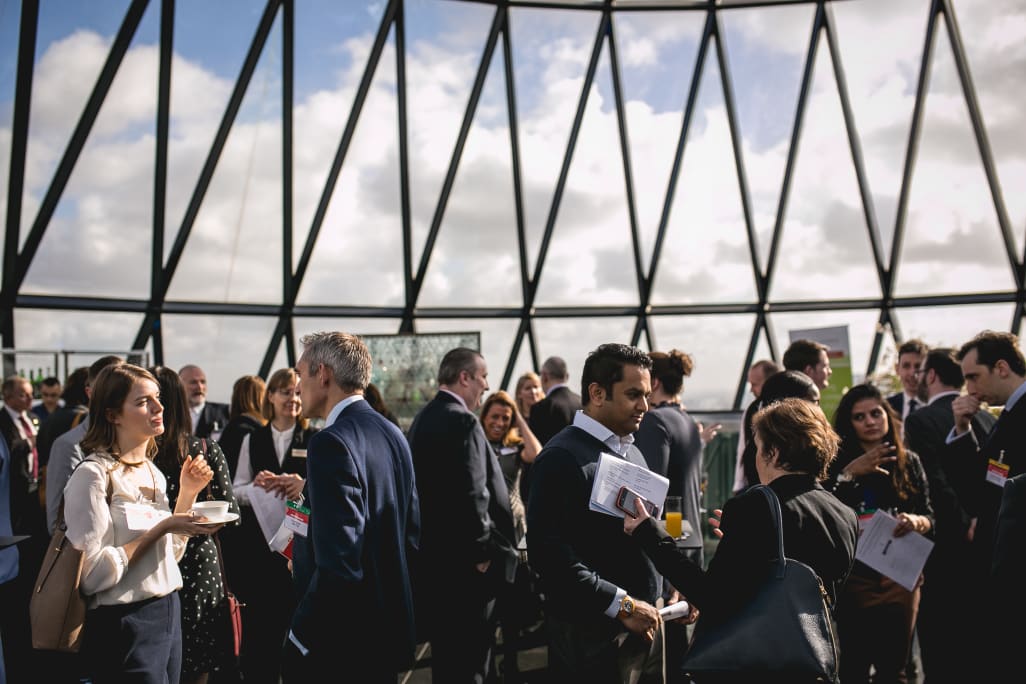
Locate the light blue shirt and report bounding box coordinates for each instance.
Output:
[324,394,365,427]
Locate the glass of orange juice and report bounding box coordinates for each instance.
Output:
[664,496,683,539]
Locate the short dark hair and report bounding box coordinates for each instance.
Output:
[752,398,838,480]
[39,376,60,389]
[760,370,819,405]
[897,338,928,358]
[752,359,783,380]
[438,348,483,386]
[61,367,90,406]
[88,355,125,385]
[922,348,963,388]
[957,330,1026,376]
[782,339,828,372]
[541,356,569,382]
[648,349,694,397]
[581,343,652,406]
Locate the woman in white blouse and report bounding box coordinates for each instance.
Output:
[229,367,317,683]
[64,363,222,684]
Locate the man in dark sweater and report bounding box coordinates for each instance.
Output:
[527,343,663,683]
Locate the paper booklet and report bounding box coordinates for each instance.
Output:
[854,509,934,592]
[589,452,670,519]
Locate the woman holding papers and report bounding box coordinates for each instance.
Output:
[231,367,318,684]
[827,383,934,684]
[624,399,858,682]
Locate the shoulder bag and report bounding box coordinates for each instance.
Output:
[29,457,110,652]
[680,485,840,682]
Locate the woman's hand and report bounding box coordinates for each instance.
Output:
[844,442,897,478]
[623,498,653,535]
[894,512,930,537]
[164,512,224,537]
[708,508,724,539]
[265,473,305,500]
[179,455,213,495]
[697,421,722,445]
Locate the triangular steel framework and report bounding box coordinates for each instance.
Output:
[2,0,1023,411]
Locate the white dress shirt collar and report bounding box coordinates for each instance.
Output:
[572,410,634,457]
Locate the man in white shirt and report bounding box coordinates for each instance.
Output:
[178,364,229,439]
[886,338,928,423]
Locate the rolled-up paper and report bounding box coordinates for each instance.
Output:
[659,600,691,621]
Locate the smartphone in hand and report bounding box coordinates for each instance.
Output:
[616,486,658,519]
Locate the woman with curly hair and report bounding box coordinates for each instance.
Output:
[828,383,935,684]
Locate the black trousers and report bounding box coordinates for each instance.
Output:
[81,592,182,684]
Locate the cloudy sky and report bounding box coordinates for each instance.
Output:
[1,0,1023,409]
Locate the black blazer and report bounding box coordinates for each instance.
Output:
[944,395,1026,574]
[193,402,230,438]
[886,392,905,417]
[905,394,995,554]
[633,474,858,629]
[216,414,263,478]
[528,385,582,446]
[0,410,43,536]
[407,392,517,584]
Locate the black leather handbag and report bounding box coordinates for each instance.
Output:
[680,485,839,682]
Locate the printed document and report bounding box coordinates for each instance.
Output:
[249,485,288,544]
[589,452,670,519]
[854,509,934,591]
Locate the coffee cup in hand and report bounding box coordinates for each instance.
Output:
[191,500,229,521]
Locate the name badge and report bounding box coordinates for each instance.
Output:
[986,459,1010,487]
[291,449,307,459]
[284,500,311,537]
[124,502,169,531]
[499,446,519,456]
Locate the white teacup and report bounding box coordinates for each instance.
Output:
[191,500,229,521]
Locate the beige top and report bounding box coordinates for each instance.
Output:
[63,452,186,608]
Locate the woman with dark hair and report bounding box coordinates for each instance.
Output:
[231,367,318,683]
[218,374,267,478]
[150,366,239,684]
[736,370,820,494]
[63,364,221,683]
[828,383,934,684]
[624,398,858,683]
[364,382,400,428]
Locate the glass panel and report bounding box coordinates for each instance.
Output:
[534,47,639,307]
[650,49,757,306]
[532,316,639,395]
[769,43,881,302]
[0,0,23,285]
[419,48,522,307]
[161,314,279,405]
[165,1,266,237]
[13,308,146,376]
[895,303,1014,350]
[415,317,522,392]
[768,309,881,389]
[509,7,601,276]
[21,1,160,298]
[950,0,1026,255]
[292,1,386,255]
[830,0,927,255]
[404,0,494,270]
[166,14,283,304]
[612,10,705,267]
[866,323,900,394]
[719,3,815,269]
[292,317,401,342]
[893,17,1017,297]
[508,331,539,394]
[294,29,405,307]
[647,314,757,411]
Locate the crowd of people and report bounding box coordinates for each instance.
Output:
[0,327,1022,683]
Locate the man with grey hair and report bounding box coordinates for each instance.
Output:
[406,347,517,682]
[284,331,419,682]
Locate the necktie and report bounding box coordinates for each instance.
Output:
[19,413,38,480]
[907,398,919,415]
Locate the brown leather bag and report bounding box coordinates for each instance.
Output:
[30,500,86,652]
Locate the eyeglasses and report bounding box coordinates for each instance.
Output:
[912,367,928,377]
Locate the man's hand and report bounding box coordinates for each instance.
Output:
[951,395,981,435]
[620,599,662,643]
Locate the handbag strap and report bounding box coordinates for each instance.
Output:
[197,437,233,595]
[754,485,787,579]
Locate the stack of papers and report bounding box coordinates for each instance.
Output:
[589,452,670,519]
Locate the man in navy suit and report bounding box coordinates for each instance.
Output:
[407,347,518,683]
[529,355,583,446]
[283,332,420,683]
[946,330,1026,681]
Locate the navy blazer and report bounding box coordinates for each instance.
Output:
[289,400,420,671]
[529,385,582,446]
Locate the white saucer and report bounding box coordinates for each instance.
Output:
[194,512,239,525]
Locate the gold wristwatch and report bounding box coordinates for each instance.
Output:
[618,595,635,618]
